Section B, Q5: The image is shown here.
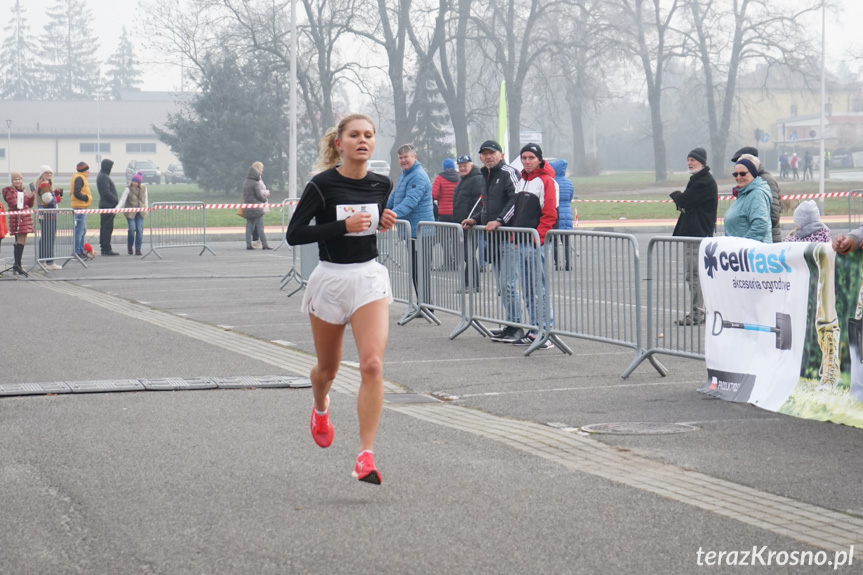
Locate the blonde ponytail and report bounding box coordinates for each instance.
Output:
[315,127,340,171]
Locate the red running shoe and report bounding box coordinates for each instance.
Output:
[352,451,382,485]
[310,396,334,448]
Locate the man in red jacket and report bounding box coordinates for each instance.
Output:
[509,143,558,349]
[432,158,460,270]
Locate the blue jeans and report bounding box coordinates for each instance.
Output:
[127,214,144,251]
[493,242,521,323]
[73,212,87,255]
[518,244,553,330]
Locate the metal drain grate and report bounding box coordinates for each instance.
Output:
[580,422,699,435]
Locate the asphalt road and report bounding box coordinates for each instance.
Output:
[1,230,861,575]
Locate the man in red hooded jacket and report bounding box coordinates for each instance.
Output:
[507,143,558,349]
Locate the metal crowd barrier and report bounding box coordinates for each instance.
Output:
[142,202,216,259]
[274,199,297,252]
[416,222,466,332]
[281,242,319,298]
[544,230,666,373]
[623,236,705,378]
[375,221,418,324]
[455,226,554,355]
[32,207,87,271]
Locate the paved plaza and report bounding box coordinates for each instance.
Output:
[1,230,862,574]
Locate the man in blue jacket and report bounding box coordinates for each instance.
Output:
[387,144,435,303]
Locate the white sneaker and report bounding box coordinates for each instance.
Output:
[47,263,63,270]
[251,240,262,249]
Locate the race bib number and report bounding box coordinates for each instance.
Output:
[338,203,379,236]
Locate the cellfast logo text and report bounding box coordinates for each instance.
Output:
[703,242,792,279]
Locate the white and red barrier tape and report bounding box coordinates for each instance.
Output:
[573,191,855,203]
[1,202,299,216]
[1,194,856,216]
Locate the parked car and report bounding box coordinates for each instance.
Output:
[125,160,161,184]
[165,163,191,184]
[367,160,390,175]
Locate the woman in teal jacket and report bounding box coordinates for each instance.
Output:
[724,155,773,243]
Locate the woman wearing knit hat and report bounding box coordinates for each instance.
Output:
[784,201,839,390]
[784,200,831,243]
[117,172,148,255]
[2,172,35,276]
[724,154,772,243]
[31,166,63,270]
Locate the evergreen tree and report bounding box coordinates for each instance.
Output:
[105,29,143,99]
[0,0,40,99]
[39,0,101,99]
[410,67,453,175]
[155,54,285,195]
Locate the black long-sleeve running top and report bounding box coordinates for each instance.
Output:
[287,167,393,264]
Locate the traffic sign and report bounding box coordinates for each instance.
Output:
[761,132,770,143]
[789,133,798,143]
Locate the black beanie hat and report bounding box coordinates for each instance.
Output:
[520,143,543,162]
[687,147,707,166]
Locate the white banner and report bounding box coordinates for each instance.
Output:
[699,237,863,428]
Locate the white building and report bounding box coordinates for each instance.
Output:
[1,91,192,181]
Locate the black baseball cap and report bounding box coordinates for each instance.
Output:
[478,140,503,153]
[456,154,472,163]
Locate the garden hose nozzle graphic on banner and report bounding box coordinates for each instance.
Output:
[711,311,793,351]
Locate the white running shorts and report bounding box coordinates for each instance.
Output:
[301,260,393,325]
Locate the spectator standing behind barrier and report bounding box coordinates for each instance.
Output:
[725,154,772,243]
[96,159,120,256]
[70,162,92,258]
[790,153,800,181]
[669,147,718,326]
[31,166,63,270]
[432,158,459,270]
[0,200,7,275]
[241,163,272,250]
[248,161,270,248]
[507,143,558,350]
[731,147,781,243]
[549,159,574,271]
[785,201,838,390]
[0,199,7,249]
[117,172,148,255]
[286,114,397,485]
[452,154,483,291]
[386,144,435,303]
[803,150,814,181]
[779,151,789,180]
[462,139,521,342]
[2,171,35,276]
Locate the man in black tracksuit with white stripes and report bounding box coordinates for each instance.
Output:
[461,139,522,342]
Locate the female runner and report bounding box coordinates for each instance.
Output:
[286,114,396,485]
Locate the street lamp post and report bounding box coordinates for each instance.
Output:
[818,1,826,213]
[289,0,297,199]
[5,119,11,183]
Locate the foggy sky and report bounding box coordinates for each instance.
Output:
[15,0,863,94]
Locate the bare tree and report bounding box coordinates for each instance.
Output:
[470,0,566,159]
[347,0,442,173]
[605,0,682,182]
[681,0,822,176]
[545,0,611,175]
